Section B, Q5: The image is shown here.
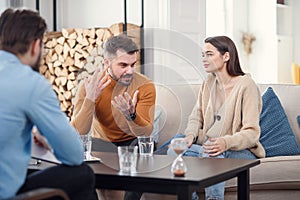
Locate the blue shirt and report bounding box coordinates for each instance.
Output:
[0,51,84,198]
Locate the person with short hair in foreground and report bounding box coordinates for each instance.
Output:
[0,8,98,200]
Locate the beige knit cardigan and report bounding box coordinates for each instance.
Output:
[184,73,265,158]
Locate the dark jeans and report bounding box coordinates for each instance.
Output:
[18,163,98,200]
[92,137,157,153]
[92,137,140,200]
[124,191,143,200]
[123,137,179,200]
[92,137,139,153]
[92,137,156,200]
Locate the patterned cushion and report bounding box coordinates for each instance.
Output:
[259,87,300,157]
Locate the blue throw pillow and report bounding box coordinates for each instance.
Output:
[259,87,300,157]
[298,116,300,126]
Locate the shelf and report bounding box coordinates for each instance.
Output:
[276,2,292,37]
[277,4,289,9]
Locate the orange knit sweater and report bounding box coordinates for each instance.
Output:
[71,72,156,142]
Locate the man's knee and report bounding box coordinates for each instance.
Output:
[76,163,95,185]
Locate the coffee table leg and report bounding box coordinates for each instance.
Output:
[237,169,249,200]
[177,186,193,200]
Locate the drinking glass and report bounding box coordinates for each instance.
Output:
[170,138,188,177]
[138,136,154,156]
[80,134,92,160]
[118,146,138,174]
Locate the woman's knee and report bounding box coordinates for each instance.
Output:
[225,149,256,159]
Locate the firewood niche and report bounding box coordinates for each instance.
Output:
[39,23,141,118]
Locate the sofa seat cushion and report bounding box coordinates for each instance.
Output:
[225,155,300,190]
[155,84,199,147]
[259,87,300,157]
[225,190,300,200]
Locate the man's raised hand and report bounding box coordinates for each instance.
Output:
[85,67,111,102]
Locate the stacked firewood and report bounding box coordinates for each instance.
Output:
[39,23,141,118]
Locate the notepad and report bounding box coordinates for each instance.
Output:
[31,142,102,164]
[31,131,101,164]
[31,141,61,164]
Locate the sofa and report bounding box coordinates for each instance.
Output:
[141,83,300,200]
[97,83,300,200]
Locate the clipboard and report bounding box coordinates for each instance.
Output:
[31,130,101,164]
[31,141,61,164]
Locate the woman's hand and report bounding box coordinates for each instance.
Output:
[184,134,194,148]
[203,137,226,157]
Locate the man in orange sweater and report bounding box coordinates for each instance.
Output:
[72,34,156,152]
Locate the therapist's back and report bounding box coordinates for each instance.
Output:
[0,8,98,199]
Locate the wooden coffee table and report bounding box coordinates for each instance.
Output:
[89,152,260,200]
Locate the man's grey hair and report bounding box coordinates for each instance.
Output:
[103,34,138,59]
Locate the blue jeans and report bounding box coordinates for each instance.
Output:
[157,134,257,200]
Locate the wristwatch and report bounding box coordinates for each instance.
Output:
[126,112,136,121]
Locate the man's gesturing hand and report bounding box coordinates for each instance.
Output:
[111,90,139,118]
[85,67,111,102]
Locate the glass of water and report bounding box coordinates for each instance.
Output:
[137,136,154,156]
[80,134,92,160]
[118,146,138,174]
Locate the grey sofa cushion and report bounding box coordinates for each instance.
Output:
[226,155,300,190]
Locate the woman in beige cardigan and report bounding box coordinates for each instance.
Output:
[161,36,265,200]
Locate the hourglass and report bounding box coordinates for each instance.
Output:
[170,138,188,177]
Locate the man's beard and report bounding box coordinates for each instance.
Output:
[108,67,133,86]
[32,50,42,72]
[118,74,133,86]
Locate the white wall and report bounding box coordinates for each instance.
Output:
[248,0,277,83]
[206,0,226,36]
[58,0,128,29]
[206,0,295,84]
[155,0,206,84]
[292,0,300,64]
[206,0,249,73]
[0,0,141,31]
[0,1,7,13]
[1,0,299,84]
[0,0,55,31]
